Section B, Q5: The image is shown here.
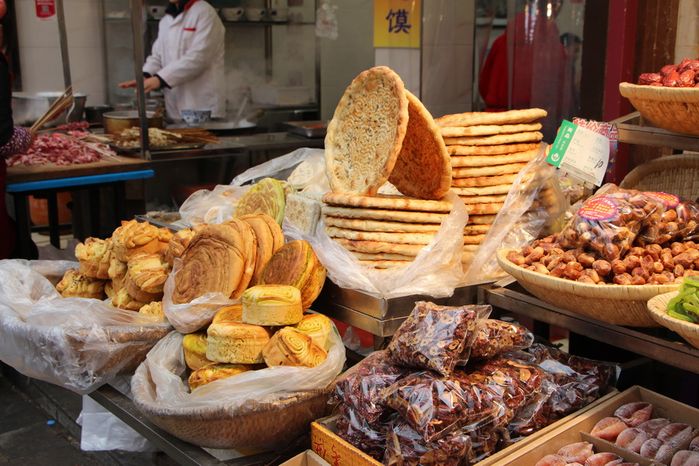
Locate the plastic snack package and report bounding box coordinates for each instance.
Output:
[336,406,394,461]
[384,420,473,466]
[387,302,491,376]
[469,319,535,360]
[636,193,699,246]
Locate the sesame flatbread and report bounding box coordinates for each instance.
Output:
[465,203,505,214]
[459,194,508,204]
[325,66,409,195]
[322,193,452,212]
[358,260,411,269]
[455,185,512,195]
[389,90,451,200]
[326,227,435,245]
[322,206,447,224]
[351,251,417,261]
[447,143,540,156]
[451,174,518,187]
[324,216,440,233]
[333,238,428,256]
[463,234,487,245]
[452,162,527,178]
[436,108,547,127]
[450,150,538,168]
[468,214,497,225]
[440,123,542,138]
[464,224,491,235]
[444,131,543,146]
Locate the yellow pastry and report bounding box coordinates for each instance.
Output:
[164,228,196,266]
[56,269,105,299]
[234,178,287,225]
[182,332,212,370]
[295,313,333,351]
[207,321,271,364]
[262,327,327,368]
[188,363,251,391]
[75,237,112,279]
[241,285,303,326]
[260,240,326,309]
[111,219,162,262]
[238,214,283,286]
[105,282,115,300]
[223,218,257,299]
[138,301,166,321]
[108,255,127,291]
[125,252,169,302]
[111,286,146,311]
[212,304,243,324]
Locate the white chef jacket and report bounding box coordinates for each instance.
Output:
[143,0,225,120]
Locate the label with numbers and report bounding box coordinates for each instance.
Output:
[547,120,610,187]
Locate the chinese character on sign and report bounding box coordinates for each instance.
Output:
[386,8,411,33]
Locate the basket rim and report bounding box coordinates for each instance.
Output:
[619,82,699,102]
[647,291,699,335]
[620,154,699,190]
[496,248,678,299]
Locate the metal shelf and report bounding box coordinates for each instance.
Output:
[480,282,699,374]
[613,111,699,152]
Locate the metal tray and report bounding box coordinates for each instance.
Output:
[284,120,327,138]
[134,213,186,231]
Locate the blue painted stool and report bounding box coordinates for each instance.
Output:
[7,170,154,258]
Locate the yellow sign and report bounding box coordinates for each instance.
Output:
[374,0,421,48]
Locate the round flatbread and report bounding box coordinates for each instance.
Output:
[389,90,451,200]
[447,143,540,156]
[322,206,446,224]
[324,216,440,233]
[450,149,539,168]
[451,174,518,187]
[452,163,527,178]
[444,131,543,146]
[455,185,512,195]
[459,194,508,204]
[440,123,542,138]
[463,234,486,245]
[322,193,452,212]
[325,66,409,195]
[436,108,547,127]
[468,214,496,225]
[333,238,427,256]
[465,202,506,214]
[463,224,491,235]
[358,259,411,269]
[351,251,416,261]
[326,227,435,245]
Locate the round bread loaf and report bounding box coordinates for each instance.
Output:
[241,285,304,326]
[182,332,211,370]
[188,363,252,391]
[207,321,271,364]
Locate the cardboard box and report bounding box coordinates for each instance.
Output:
[494,385,699,465]
[280,450,331,466]
[310,390,619,466]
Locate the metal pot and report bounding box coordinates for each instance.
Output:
[102,110,164,135]
[12,91,87,126]
[85,105,113,125]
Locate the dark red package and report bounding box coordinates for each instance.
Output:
[384,421,473,466]
[336,406,394,461]
[469,319,534,360]
[387,302,490,376]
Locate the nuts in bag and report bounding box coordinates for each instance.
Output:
[558,184,665,261]
[636,192,699,246]
[469,319,535,360]
[387,302,491,376]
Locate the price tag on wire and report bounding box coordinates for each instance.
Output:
[546,120,610,187]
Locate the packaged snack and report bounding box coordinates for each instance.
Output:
[387,302,491,376]
[384,421,473,466]
[637,193,699,246]
[336,406,394,461]
[469,319,534,359]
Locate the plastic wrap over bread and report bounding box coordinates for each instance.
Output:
[463,145,568,284]
[0,260,171,394]
[178,184,248,226]
[284,191,469,299]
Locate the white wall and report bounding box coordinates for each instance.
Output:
[675,0,699,61]
[15,0,107,105]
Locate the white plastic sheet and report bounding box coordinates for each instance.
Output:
[78,396,156,452]
[132,328,345,410]
[285,192,469,299]
[0,259,171,394]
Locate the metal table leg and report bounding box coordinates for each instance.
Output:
[47,191,61,248]
[12,194,32,259]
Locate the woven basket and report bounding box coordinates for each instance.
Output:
[619,154,699,200]
[497,249,678,327]
[647,291,699,349]
[133,387,332,450]
[619,82,699,136]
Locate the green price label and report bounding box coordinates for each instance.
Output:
[547,120,577,168]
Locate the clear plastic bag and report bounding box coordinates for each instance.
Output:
[161,258,238,334]
[78,396,156,452]
[336,406,394,461]
[0,260,171,394]
[178,184,248,226]
[284,192,470,298]
[636,193,699,246]
[131,328,345,409]
[469,319,535,360]
[231,148,326,191]
[463,146,568,283]
[384,420,473,466]
[387,302,491,375]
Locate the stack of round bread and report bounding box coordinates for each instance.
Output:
[434,108,547,268]
[181,286,335,391]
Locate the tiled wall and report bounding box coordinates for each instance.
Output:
[15,0,107,104]
[675,0,699,61]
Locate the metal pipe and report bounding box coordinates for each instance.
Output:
[55,0,72,89]
[130,0,150,159]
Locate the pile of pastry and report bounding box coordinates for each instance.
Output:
[55,219,196,319]
[182,287,334,390]
[435,108,547,268]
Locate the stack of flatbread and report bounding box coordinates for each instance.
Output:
[434,108,547,267]
[322,193,475,269]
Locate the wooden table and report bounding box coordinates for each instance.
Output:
[6,155,150,184]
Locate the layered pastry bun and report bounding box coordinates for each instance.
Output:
[206,321,271,364]
[182,332,212,370]
[188,363,251,391]
[75,237,112,279]
[139,301,166,321]
[112,219,162,262]
[212,304,243,324]
[241,285,303,326]
[296,313,333,350]
[262,327,327,368]
[56,269,105,300]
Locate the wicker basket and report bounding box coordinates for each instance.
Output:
[619,82,699,136]
[133,388,331,450]
[619,154,699,200]
[647,291,699,349]
[497,249,677,327]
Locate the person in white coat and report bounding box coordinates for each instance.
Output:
[119,0,225,120]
